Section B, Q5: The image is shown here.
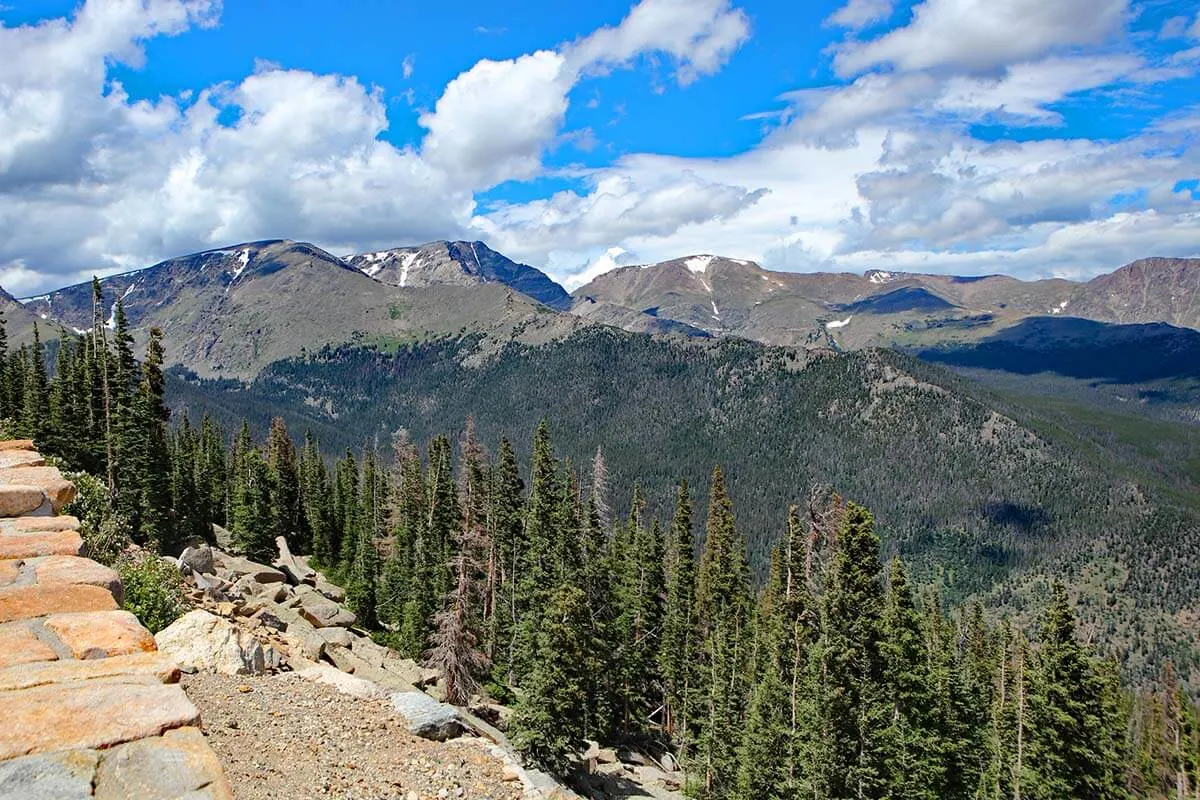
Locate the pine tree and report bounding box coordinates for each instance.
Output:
[299,432,334,564]
[344,499,379,628]
[660,480,696,746]
[1026,583,1130,800]
[511,583,597,776]
[127,327,173,549]
[693,466,752,798]
[735,545,794,800]
[879,557,943,799]
[231,446,274,561]
[817,502,888,800]
[488,437,524,683]
[266,417,302,551]
[514,420,560,682]
[20,323,48,442]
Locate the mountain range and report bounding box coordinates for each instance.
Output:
[16,239,1198,380]
[5,237,1199,686]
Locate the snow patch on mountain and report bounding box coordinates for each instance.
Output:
[827,316,853,329]
[399,252,417,287]
[1050,300,1069,314]
[868,270,894,284]
[685,255,716,274]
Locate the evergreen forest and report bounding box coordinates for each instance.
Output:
[1,296,1198,799]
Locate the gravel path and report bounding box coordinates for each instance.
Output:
[183,671,526,800]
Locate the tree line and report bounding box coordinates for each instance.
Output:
[2,303,1198,799]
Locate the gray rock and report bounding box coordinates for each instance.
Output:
[314,580,346,603]
[178,545,215,576]
[297,594,356,628]
[215,553,286,584]
[316,627,355,648]
[0,749,99,800]
[390,691,465,741]
[211,523,233,550]
[273,536,317,586]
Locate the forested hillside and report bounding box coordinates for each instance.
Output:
[163,326,1200,685]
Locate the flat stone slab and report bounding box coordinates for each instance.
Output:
[0,561,19,587]
[390,690,465,741]
[214,554,285,584]
[0,624,58,669]
[0,529,83,560]
[0,651,180,692]
[44,611,157,660]
[29,556,122,603]
[0,451,45,469]
[3,516,81,533]
[0,485,47,518]
[0,748,99,800]
[0,584,118,624]
[297,594,356,628]
[94,727,232,800]
[0,681,200,759]
[0,441,35,452]
[0,467,75,513]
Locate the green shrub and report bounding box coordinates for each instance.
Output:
[117,550,188,633]
[62,471,131,567]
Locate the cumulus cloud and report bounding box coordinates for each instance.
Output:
[419,0,749,189]
[826,0,894,31]
[0,0,757,293]
[834,0,1129,76]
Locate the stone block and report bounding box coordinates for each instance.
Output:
[214,554,285,584]
[0,651,180,692]
[0,583,117,624]
[0,440,35,452]
[390,690,465,741]
[94,727,233,800]
[0,485,46,518]
[154,610,263,675]
[292,664,381,699]
[5,515,81,532]
[30,556,122,603]
[0,560,19,587]
[0,681,200,759]
[0,467,75,512]
[0,450,45,469]
[0,748,99,800]
[0,530,83,559]
[44,611,156,660]
[0,623,58,669]
[297,594,356,628]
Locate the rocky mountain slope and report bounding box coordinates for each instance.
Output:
[0,285,42,344]
[347,240,572,311]
[19,240,579,378]
[571,254,1200,348]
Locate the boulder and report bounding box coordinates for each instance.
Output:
[213,553,285,584]
[315,627,354,648]
[273,536,316,586]
[177,546,214,576]
[314,581,345,603]
[293,664,380,699]
[390,691,465,741]
[296,594,356,629]
[153,610,265,676]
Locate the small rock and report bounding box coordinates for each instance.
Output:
[177,546,215,576]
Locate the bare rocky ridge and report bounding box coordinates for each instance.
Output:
[348,241,572,311]
[571,254,1200,348]
[19,240,579,379]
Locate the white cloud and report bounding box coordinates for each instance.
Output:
[567,0,750,85]
[834,0,1129,76]
[826,0,894,31]
[564,246,642,290]
[419,0,749,190]
[401,54,415,79]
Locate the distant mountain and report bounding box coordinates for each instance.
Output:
[1070,257,1200,329]
[571,254,1200,349]
[20,240,577,378]
[0,284,43,345]
[346,240,571,311]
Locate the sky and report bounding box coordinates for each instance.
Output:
[1,0,1198,295]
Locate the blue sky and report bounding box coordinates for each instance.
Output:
[0,0,1197,294]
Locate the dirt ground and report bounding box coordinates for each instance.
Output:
[183,671,526,800]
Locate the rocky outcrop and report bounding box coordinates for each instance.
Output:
[155,610,265,676]
[0,441,231,799]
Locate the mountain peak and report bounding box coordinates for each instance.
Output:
[347,240,570,310]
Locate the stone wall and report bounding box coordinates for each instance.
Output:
[0,440,232,799]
